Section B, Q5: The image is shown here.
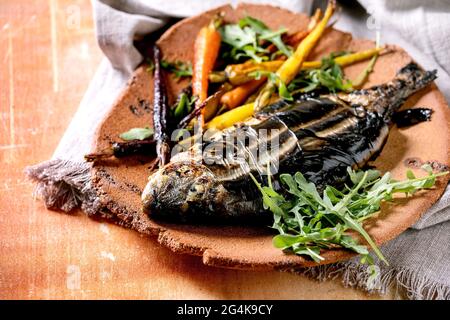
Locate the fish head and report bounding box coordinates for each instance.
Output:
[142,160,231,221]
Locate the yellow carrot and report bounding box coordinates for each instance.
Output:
[223,48,383,85]
[225,61,283,85]
[277,2,335,84]
[254,0,336,110]
[333,48,383,69]
[206,103,255,130]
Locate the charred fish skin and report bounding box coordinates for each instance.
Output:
[337,62,437,119]
[142,160,270,222]
[393,108,433,128]
[142,63,437,222]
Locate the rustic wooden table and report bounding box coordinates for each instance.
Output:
[0,0,396,300]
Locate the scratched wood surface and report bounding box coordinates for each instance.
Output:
[0,0,397,300]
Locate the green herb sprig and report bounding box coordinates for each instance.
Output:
[250,70,293,101]
[251,165,448,265]
[161,60,193,79]
[289,53,353,94]
[172,93,197,118]
[249,53,355,102]
[220,16,292,63]
[119,127,154,141]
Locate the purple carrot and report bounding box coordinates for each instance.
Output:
[153,44,171,168]
[84,140,157,162]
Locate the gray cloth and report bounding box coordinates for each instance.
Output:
[26,0,450,299]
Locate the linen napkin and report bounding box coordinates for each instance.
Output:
[26,0,450,299]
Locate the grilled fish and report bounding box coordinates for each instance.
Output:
[142,62,437,222]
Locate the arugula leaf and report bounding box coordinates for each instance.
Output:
[119,127,154,141]
[220,25,266,63]
[172,93,197,118]
[239,16,292,58]
[173,93,189,118]
[253,166,448,267]
[238,16,267,33]
[288,53,353,94]
[221,24,256,48]
[268,73,293,101]
[161,60,192,79]
[249,70,293,101]
[220,16,291,63]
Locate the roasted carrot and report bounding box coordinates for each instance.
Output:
[220,48,384,86]
[220,78,266,109]
[208,71,227,83]
[219,60,278,109]
[206,103,255,130]
[85,140,156,162]
[332,48,384,69]
[192,15,222,126]
[224,60,283,85]
[276,2,335,84]
[207,94,277,130]
[152,44,171,168]
[254,0,336,110]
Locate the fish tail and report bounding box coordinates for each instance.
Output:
[373,62,437,119]
[395,62,437,96]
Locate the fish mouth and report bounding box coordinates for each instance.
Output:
[142,160,228,221]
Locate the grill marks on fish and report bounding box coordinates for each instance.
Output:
[290,115,390,188]
[205,99,355,182]
[205,117,298,182]
[206,97,376,184]
[266,104,389,188]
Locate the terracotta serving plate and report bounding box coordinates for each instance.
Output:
[91,4,450,271]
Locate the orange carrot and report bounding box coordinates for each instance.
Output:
[220,78,267,109]
[192,16,222,125]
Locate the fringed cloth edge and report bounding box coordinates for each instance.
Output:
[297,261,450,300]
[25,159,101,216]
